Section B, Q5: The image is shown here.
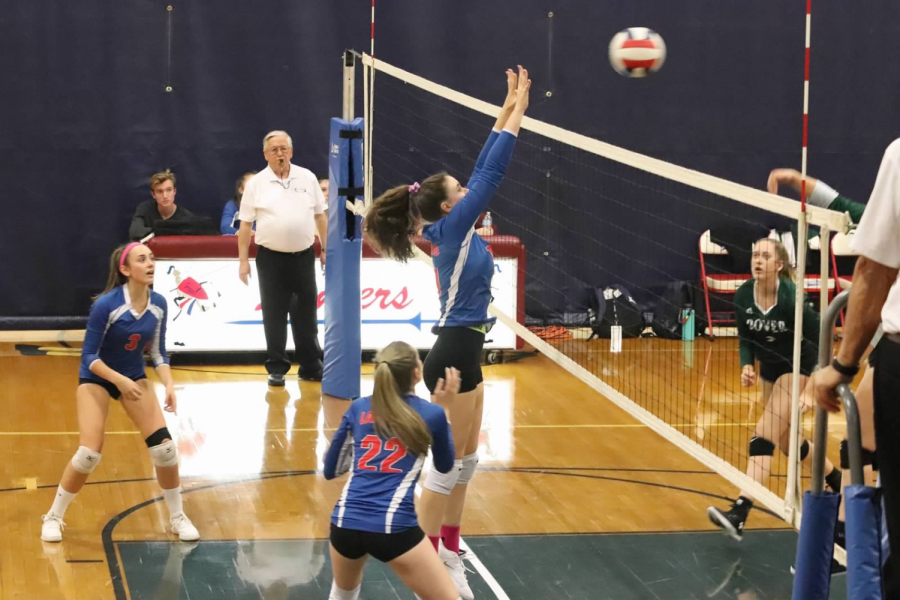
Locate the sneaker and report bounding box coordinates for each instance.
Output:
[707,505,747,542]
[299,370,323,382]
[170,513,200,542]
[41,513,65,542]
[267,373,286,387]
[439,540,474,600]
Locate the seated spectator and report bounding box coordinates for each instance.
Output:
[129,171,195,240]
[221,171,258,235]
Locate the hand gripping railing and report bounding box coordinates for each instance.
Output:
[810,290,864,494]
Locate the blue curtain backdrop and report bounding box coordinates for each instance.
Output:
[1,1,898,324]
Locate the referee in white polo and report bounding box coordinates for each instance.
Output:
[238,130,327,386]
[809,138,900,597]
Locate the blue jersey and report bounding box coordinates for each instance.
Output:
[79,286,169,383]
[423,129,517,330]
[323,395,455,534]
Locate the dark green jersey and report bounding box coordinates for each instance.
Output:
[831,194,865,224]
[734,277,819,372]
[793,194,867,244]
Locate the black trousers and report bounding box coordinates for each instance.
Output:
[255,245,323,376]
[874,336,900,599]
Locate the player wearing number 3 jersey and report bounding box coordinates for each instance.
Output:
[323,342,462,600]
[40,243,198,545]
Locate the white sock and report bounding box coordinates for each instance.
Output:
[162,486,183,517]
[49,486,77,517]
[329,581,361,600]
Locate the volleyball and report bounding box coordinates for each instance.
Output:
[608,27,666,78]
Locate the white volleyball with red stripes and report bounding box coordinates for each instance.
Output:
[609,27,666,78]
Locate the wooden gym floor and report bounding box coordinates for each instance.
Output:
[0,339,849,599]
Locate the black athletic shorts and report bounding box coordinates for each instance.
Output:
[759,359,814,384]
[78,375,146,400]
[329,523,425,563]
[423,326,486,394]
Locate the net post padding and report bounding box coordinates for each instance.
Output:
[322,117,365,400]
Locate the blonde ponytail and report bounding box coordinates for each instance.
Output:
[370,342,431,456]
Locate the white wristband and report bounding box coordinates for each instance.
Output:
[808,180,839,208]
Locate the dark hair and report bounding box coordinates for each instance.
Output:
[94,244,133,300]
[371,342,431,455]
[364,172,449,262]
[233,171,257,209]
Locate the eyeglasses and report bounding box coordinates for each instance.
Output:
[266,146,291,155]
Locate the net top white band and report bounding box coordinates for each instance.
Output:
[362,53,850,233]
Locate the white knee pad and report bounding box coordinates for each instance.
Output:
[71,446,102,474]
[329,582,360,600]
[423,459,463,495]
[458,452,479,485]
[149,440,179,468]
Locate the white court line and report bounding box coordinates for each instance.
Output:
[459,538,511,600]
[414,482,511,600]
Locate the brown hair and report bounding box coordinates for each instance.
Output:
[94,244,134,300]
[754,238,795,282]
[234,171,257,209]
[371,342,431,456]
[150,170,176,191]
[364,172,449,262]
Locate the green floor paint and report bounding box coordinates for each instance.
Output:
[116,530,848,599]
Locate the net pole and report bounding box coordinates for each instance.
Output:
[785,0,814,522]
[364,0,376,207]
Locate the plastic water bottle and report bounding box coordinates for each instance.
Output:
[482,211,492,229]
[681,305,695,341]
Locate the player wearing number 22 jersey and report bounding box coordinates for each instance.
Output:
[324,395,455,534]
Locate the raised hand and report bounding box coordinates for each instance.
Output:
[502,68,518,111]
[514,65,531,113]
[432,367,461,407]
[767,168,818,199]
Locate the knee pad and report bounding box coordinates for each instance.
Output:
[839,440,879,471]
[749,436,775,457]
[457,452,479,485]
[145,427,172,448]
[149,439,178,468]
[423,459,462,495]
[71,446,102,474]
[799,440,810,461]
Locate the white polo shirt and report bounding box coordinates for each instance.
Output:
[239,164,326,253]
[851,138,900,334]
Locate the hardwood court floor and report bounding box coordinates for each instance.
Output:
[0,340,849,599]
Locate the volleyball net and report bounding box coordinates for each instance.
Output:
[357,53,851,525]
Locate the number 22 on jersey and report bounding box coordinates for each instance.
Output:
[357,435,407,473]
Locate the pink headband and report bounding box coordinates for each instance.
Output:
[408,182,420,194]
[119,242,142,269]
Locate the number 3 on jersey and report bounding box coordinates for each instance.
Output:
[124,334,142,351]
[357,435,406,473]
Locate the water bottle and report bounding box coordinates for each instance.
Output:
[681,304,695,341]
[482,211,492,230]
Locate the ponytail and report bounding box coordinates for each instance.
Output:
[773,240,796,282]
[365,172,450,262]
[93,244,132,301]
[370,342,431,456]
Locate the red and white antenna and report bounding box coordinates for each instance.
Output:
[800,0,812,210]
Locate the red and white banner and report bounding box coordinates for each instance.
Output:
[155,257,518,352]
